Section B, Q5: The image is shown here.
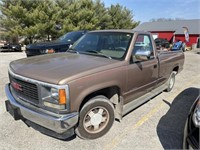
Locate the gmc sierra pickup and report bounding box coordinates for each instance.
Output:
[5,30,184,140]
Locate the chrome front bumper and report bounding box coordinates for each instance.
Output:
[5,84,78,134]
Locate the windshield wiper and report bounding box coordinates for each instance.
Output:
[84,50,112,59]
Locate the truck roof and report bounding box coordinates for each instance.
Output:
[89,29,151,34]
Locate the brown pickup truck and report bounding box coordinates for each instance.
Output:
[5,30,184,140]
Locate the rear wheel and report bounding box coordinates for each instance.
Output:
[75,96,114,140]
[165,71,176,92]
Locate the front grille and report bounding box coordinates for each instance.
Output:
[187,127,199,149]
[9,74,39,104]
[187,113,200,149]
[26,48,41,56]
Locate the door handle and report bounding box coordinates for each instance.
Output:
[154,64,157,68]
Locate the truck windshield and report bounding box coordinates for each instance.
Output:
[57,31,84,43]
[70,32,133,60]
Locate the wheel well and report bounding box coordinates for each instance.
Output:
[78,86,121,112]
[173,66,179,73]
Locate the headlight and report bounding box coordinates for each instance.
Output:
[192,100,200,127]
[51,88,59,100]
[41,86,67,110]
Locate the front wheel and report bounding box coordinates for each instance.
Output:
[165,71,176,92]
[75,96,115,140]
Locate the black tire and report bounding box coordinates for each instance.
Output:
[165,71,176,92]
[75,96,114,140]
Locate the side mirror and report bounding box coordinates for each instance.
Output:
[134,49,151,61]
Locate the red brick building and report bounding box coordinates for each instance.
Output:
[134,19,200,47]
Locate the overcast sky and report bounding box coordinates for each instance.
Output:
[103,0,200,22]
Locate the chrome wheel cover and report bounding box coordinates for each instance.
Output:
[83,106,109,134]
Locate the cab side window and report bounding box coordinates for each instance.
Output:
[132,34,154,63]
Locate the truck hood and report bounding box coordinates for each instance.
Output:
[10,53,121,84]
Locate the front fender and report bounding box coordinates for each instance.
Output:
[68,67,126,112]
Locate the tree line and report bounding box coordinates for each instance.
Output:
[0,0,139,44]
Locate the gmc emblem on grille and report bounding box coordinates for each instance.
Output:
[11,81,23,91]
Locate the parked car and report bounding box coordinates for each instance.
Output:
[155,38,170,50]
[183,95,200,149]
[25,30,87,57]
[5,30,184,140]
[0,43,22,52]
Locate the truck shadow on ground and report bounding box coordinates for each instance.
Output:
[157,87,199,149]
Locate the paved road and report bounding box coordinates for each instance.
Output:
[0,51,199,150]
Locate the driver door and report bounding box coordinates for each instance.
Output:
[125,34,158,103]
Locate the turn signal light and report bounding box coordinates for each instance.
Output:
[59,89,67,104]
